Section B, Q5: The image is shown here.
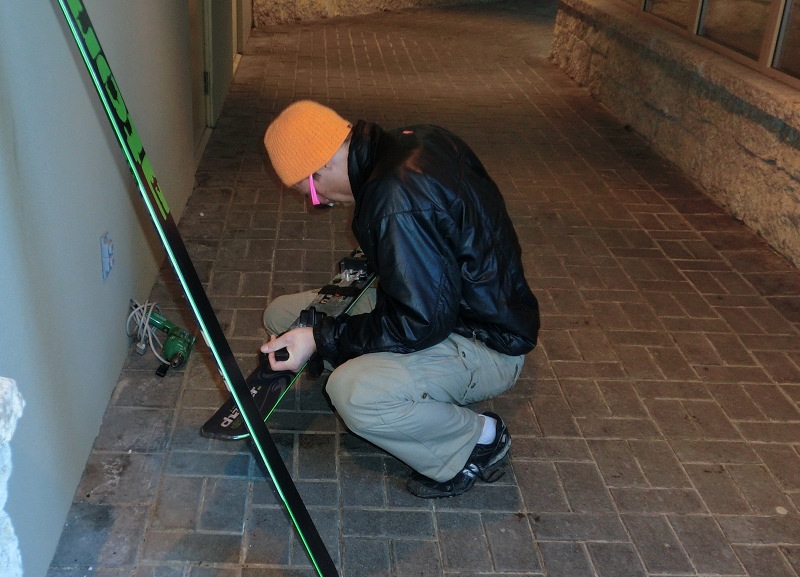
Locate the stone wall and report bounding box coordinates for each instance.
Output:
[0,378,23,577]
[253,0,496,26]
[551,0,800,267]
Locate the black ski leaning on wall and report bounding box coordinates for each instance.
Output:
[55,1,338,575]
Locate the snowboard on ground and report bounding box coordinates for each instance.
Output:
[200,249,375,440]
[57,1,341,574]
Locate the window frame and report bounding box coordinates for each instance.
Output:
[635,0,800,90]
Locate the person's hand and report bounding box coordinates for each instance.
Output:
[260,327,316,372]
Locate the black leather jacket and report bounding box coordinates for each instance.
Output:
[314,120,540,366]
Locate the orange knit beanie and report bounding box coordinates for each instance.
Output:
[264,100,352,186]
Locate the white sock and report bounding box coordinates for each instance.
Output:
[477,415,497,445]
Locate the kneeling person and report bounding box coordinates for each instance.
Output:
[260,100,540,498]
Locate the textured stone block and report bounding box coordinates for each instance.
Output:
[552,0,800,267]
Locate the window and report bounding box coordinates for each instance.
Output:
[699,0,772,59]
[645,0,693,27]
[775,0,800,76]
[643,0,800,84]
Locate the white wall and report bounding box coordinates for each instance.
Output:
[0,2,196,577]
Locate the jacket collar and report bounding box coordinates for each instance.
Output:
[347,120,384,204]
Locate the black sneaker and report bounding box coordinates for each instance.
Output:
[406,412,511,498]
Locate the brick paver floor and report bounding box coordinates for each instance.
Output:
[48,1,800,576]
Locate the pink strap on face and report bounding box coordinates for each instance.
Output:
[308,175,321,205]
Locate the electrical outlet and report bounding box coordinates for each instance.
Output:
[100,232,114,279]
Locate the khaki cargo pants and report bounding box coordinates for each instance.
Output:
[264,289,524,482]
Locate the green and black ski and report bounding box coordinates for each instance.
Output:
[201,249,374,440]
[56,1,339,575]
